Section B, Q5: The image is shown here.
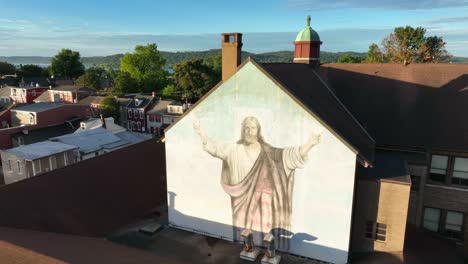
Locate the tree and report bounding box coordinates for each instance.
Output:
[173,59,218,103]
[86,67,107,77]
[204,54,222,76]
[113,72,139,95]
[381,26,450,64]
[337,54,364,63]
[17,64,49,78]
[120,43,168,93]
[99,96,120,121]
[365,43,385,63]
[75,73,101,89]
[0,62,16,76]
[162,84,175,98]
[50,49,85,79]
[418,36,451,63]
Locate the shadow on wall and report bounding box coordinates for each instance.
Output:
[167,191,352,263]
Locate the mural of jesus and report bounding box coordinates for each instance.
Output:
[194,116,321,247]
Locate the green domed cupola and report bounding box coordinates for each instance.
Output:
[295,15,320,42]
[293,15,322,66]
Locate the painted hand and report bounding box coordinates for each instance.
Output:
[193,120,202,135]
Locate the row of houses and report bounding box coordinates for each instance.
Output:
[1,116,151,184]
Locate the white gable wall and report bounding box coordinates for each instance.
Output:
[165,61,357,264]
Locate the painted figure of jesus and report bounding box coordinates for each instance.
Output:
[193,116,321,247]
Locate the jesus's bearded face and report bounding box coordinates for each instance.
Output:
[243,119,259,145]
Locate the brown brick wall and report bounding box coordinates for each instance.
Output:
[0,139,166,237]
[407,164,428,226]
[352,178,410,253]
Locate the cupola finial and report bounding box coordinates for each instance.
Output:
[307,15,311,27]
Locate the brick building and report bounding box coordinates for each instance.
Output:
[48,85,96,103]
[146,99,185,136]
[9,86,49,104]
[319,63,468,255]
[124,93,157,132]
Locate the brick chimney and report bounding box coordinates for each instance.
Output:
[293,16,322,67]
[100,114,106,129]
[221,33,243,81]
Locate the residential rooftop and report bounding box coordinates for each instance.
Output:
[50,127,127,154]
[78,96,106,105]
[147,99,175,115]
[3,141,78,160]
[12,102,66,113]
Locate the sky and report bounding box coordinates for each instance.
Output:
[0,0,467,57]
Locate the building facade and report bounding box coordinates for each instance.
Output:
[164,28,375,264]
[146,99,185,136]
[125,93,157,133]
[1,141,78,184]
[48,85,96,103]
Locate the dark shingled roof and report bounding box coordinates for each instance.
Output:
[261,61,375,164]
[320,63,468,152]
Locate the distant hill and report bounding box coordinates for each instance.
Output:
[1,51,467,69]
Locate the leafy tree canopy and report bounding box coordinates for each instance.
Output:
[338,54,364,63]
[50,49,85,79]
[99,96,120,122]
[113,72,139,95]
[17,64,48,78]
[75,72,101,89]
[86,67,107,77]
[120,43,168,93]
[365,43,386,63]
[0,61,16,76]
[173,59,218,103]
[382,26,451,64]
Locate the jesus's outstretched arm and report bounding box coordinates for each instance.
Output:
[193,120,230,160]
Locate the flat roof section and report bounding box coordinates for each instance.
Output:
[3,141,78,160]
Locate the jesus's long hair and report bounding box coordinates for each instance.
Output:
[237,116,266,145]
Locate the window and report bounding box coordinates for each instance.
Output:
[445,211,464,239]
[127,122,131,130]
[137,121,141,130]
[32,90,36,96]
[128,109,132,118]
[139,111,143,119]
[365,221,374,239]
[49,156,56,170]
[29,114,35,125]
[32,160,42,176]
[132,122,136,130]
[430,155,448,182]
[423,207,440,232]
[17,160,21,174]
[410,175,421,192]
[12,89,16,96]
[134,110,138,118]
[365,221,387,241]
[155,115,162,122]
[7,159,12,171]
[452,157,468,186]
[17,136,24,146]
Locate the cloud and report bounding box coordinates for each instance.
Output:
[40,18,58,25]
[286,0,468,10]
[426,16,468,24]
[48,26,87,33]
[0,28,466,57]
[0,18,31,24]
